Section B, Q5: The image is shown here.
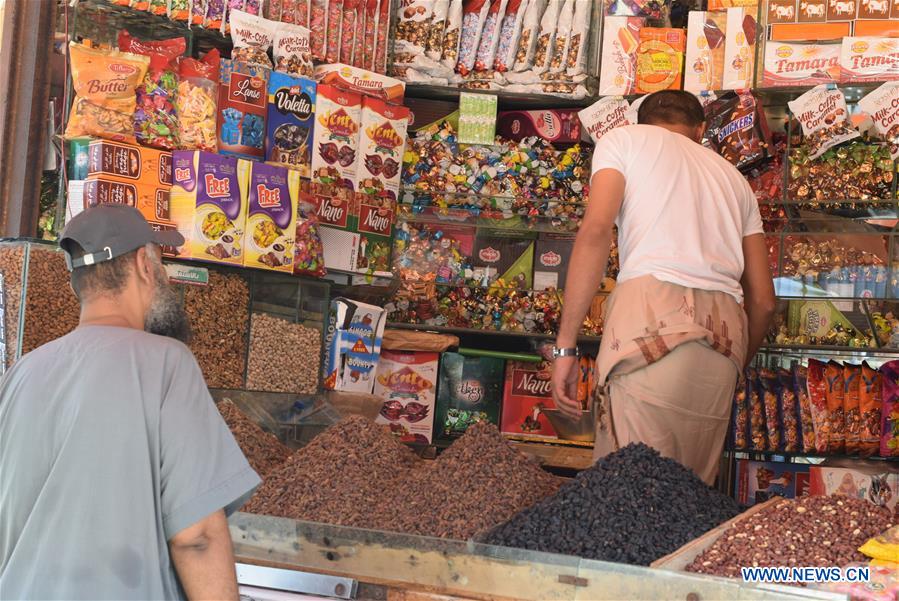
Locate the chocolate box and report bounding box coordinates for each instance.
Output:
[265,72,316,177]
[471,233,535,288]
[243,162,301,273]
[86,140,172,187]
[435,352,504,441]
[501,360,558,440]
[374,350,439,444]
[683,11,728,93]
[762,41,840,87]
[496,109,582,144]
[534,234,575,291]
[83,178,172,224]
[355,97,410,201]
[599,16,643,95]
[311,84,363,190]
[217,59,270,160]
[840,37,899,83]
[323,297,388,393]
[314,63,406,102]
[170,151,251,265]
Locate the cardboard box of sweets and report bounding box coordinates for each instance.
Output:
[83,178,172,225]
[86,140,172,187]
[434,352,504,442]
[735,460,811,507]
[169,151,251,266]
[243,162,301,273]
[323,298,388,394]
[501,360,559,441]
[374,350,439,444]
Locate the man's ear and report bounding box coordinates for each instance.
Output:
[694,122,707,143]
[134,246,155,287]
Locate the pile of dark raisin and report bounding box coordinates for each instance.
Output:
[480,443,741,565]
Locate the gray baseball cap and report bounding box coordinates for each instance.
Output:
[59,205,184,270]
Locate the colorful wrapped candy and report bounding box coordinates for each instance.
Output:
[118,32,186,150]
[177,49,220,152]
[294,197,327,278]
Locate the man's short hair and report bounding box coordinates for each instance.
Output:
[637,91,705,128]
[68,242,140,301]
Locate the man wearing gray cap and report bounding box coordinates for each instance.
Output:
[0,206,261,600]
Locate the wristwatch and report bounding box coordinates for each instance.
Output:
[551,346,580,359]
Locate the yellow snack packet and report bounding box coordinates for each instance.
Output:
[860,525,899,564]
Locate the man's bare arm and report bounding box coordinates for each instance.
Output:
[740,233,777,367]
[169,509,239,601]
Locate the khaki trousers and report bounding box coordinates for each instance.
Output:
[595,341,739,485]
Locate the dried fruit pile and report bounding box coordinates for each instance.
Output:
[217,399,291,477]
[687,496,894,578]
[480,443,741,565]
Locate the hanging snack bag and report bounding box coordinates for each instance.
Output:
[549,0,573,74]
[456,0,491,75]
[309,0,327,60]
[530,0,562,75]
[148,0,168,15]
[352,2,367,67]
[793,364,816,453]
[294,193,327,277]
[512,0,544,72]
[493,0,526,72]
[778,369,800,453]
[441,0,465,69]
[374,0,392,73]
[859,82,899,161]
[192,0,207,25]
[171,0,192,20]
[748,367,768,451]
[843,363,862,455]
[231,9,276,68]
[273,21,314,76]
[363,0,380,68]
[229,0,263,19]
[880,360,899,457]
[205,0,228,29]
[474,0,509,72]
[787,84,860,160]
[427,0,451,61]
[339,0,360,65]
[65,43,150,143]
[566,0,590,76]
[705,91,770,172]
[325,0,345,64]
[271,0,294,23]
[807,359,831,454]
[759,369,782,452]
[823,360,846,453]
[177,49,221,152]
[117,32,186,151]
[394,0,435,66]
[860,362,882,457]
[579,96,632,144]
[732,375,750,450]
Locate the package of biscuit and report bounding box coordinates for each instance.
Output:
[636,27,686,94]
[684,10,727,93]
[598,16,643,95]
[762,41,839,87]
[244,162,302,273]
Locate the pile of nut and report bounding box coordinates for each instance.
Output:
[244,415,422,526]
[217,399,292,477]
[246,312,321,394]
[245,417,562,539]
[687,496,894,578]
[184,272,250,389]
[480,443,741,565]
[0,244,25,368]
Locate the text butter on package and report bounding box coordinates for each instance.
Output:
[374,350,440,444]
[265,72,316,176]
[323,298,388,393]
[170,151,251,265]
[763,41,840,87]
[217,59,270,160]
[840,36,899,83]
[244,162,302,273]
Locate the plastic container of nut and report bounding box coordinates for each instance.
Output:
[0,239,81,370]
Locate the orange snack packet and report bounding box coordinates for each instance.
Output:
[859,362,882,457]
[65,43,150,143]
[636,28,686,94]
[843,364,862,455]
[824,361,846,453]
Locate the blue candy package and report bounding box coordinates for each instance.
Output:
[217,59,270,159]
[265,71,316,178]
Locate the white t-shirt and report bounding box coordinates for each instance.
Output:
[592,124,764,303]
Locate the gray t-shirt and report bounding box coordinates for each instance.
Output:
[0,326,261,600]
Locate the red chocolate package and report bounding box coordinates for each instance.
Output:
[310,0,328,60]
[824,361,846,453]
[859,362,882,457]
[326,0,345,63]
[705,91,770,172]
[807,359,830,454]
[496,109,581,144]
[340,0,361,65]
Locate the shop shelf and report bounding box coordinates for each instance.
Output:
[724,449,899,463]
[404,83,596,110]
[385,321,603,344]
[396,209,582,234]
[758,344,899,358]
[753,82,888,105]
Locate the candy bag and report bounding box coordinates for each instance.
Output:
[339,0,360,64]
[493,0,526,72]
[531,0,562,75]
[549,0,573,74]
[566,0,590,76]
[294,197,327,277]
[231,9,276,67]
[824,360,846,453]
[748,367,767,451]
[706,91,770,172]
[779,369,800,453]
[171,0,193,20]
[205,0,228,29]
[474,0,508,72]
[787,85,860,160]
[118,32,186,150]
[296,0,312,26]
[732,375,750,450]
[192,0,208,25]
[148,0,168,15]
[229,0,263,18]
[579,96,632,144]
[880,360,899,457]
[793,364,815,453]
[273,21,314,76]
[362,0,380,68]
[807,359,830,454]
[860,526,899,564]
[759,369,782,452]
[512,0,544,72]
[843,363,862,455]
[455,0,490,75]
[442,0,465,70]
[860,362,883,457]
[395,0,435,66]
[859,82,899,161]
[65,43,150,143]
[427,0,451,61]
[352,0,367,66]
[309,0,327,60]
[326,0,345,63]
[374,0,392,73]
[177,49,220,152]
